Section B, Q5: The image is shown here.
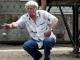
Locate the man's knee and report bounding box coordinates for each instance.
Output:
[44,37,51,44]
[43,37,56,46]
[23,42,29,51]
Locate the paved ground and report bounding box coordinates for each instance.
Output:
[0,43,80,60]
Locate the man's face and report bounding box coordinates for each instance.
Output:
[26,5,37,16]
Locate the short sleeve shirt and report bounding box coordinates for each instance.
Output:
[16,10,56,48]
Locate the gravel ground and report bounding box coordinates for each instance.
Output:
[0,43,80,60]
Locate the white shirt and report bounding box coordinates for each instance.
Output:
[16,10,56,48]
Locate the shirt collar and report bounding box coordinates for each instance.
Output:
[36,11,40,18]
[26,10,40,20]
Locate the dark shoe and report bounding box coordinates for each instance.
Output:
[44,58,50,60]
[34,53,42,60]
[38,53,42,59]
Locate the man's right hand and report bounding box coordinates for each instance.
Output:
[1,23,12,29]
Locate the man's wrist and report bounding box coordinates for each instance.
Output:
[10,24,13,28]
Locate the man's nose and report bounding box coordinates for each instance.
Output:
[28,9,31,12]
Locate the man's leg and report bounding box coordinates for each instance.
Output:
[34,0,39,3]
[41,0,47,10]
[23,39,42,60]
[43,37,56,60]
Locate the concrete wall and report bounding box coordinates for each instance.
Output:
[0,1,73,14]
[0,29,30,43]
[0,14,80,43]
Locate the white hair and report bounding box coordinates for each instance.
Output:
[25,1,39,9]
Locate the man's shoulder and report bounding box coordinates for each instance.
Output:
[37,10,49,15]
[37,10,46,12]
[21,13,29,18]
[37,10,49,14]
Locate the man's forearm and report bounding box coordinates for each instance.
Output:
[50,18,58,30]
[10,22,18,28]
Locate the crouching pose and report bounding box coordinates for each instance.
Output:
[2,1,58,60]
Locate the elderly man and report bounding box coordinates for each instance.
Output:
[2,1,58,60]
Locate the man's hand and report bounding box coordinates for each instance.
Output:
[44,30,52,37]
[1,23,12,29]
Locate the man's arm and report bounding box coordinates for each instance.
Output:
[49,17,58,30]
[1,22,18,29]
[10,22,18,28]
[44,17,58,37]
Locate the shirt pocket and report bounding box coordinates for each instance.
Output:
[38,22,47,32]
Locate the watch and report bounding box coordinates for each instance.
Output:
[50,28,53,31]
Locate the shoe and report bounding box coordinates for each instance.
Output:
[44,58,50,60]
[34,53,42,60]
[38,53,42,59]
